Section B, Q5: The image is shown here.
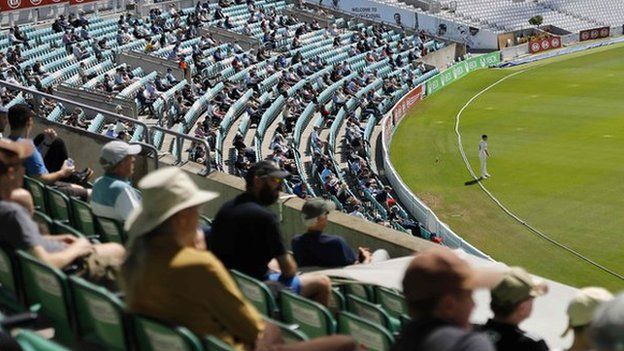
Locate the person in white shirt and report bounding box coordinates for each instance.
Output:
[479,134,490,178]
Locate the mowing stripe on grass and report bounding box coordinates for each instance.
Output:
[454,68,624,282]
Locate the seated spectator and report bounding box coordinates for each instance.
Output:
[563,287,613,351]
[211,161,332,306]
[0,139,125,287]
[292,198,389,268]
[478,268,549,351]
[8,105,89,201]
[0,106,7,138]
[121,167,356,351]
[91,141,142,222]
[589,293,624,351]
[392,248,500,351]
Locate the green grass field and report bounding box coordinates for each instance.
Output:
[391,44,624,291]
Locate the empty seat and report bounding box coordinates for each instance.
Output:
[279,290,336,338]
[337,311,394,351]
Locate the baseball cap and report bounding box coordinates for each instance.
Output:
[589,292,624,351]
[99,140,141,169]
[403,248,503,302]
[563,287,613,335]
[244,160,290,183]
[491,267,547,308]
[301,198,335,222]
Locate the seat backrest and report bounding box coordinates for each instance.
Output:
[230,270,277,317]
[279,290,336,338]
[69,276,129,350]
[69,198,97,236]
[45,186,71,223]
[341,282,374,302]
[16,250,74,346]
[132,314,203,351]
[33,211,54,235]
[329,287,345,312]
[52,220,85,238]
[264,317,309,344]
[374,286,407,319]
[346,294,391,331]
[0,245,23,311]
[24,176,47,213]
[15,329,70,351]
[337,312,394,351]
[203,335,236,351]
[95,216,127,244]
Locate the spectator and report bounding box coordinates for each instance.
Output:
[33,128,93,185]
[91,141,142,222]
[391,248,500,351]
[292,198,389,268]
[0,106,7,138]
[589,292,624,351]
[0,139,125,287]
[210,161,333,306]
[121,167,356,351]
[563,287,613,351]
[478,267,549,351]
[7,105,89,201]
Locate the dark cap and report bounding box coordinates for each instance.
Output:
[245,160,290,184]
[301,198,335,222]
[403,248,502,302]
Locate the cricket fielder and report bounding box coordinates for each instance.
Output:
[479,134,490,178]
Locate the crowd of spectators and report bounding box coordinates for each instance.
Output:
[1,108,624,350]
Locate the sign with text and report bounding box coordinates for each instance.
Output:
[529,36,561,54]
[1,0,65,11]
[579,27,610,42]
[426,51,501,95]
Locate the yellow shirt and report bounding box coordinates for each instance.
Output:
[126,235,264,350]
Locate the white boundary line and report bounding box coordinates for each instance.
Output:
[454,69,624,281]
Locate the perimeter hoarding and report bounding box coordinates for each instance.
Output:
[579,27,610,42]
[426,51,501,95]
[529,36,562,54]
[1,0,65,11]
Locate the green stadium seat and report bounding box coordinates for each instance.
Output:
[69,198,97,237]
[337,311,394,351]
[264,317,309,344]
[0,245,24,312]
[279,290,336,338]
[346,294,400,333]
[230,270,278,317]
[203,335,236,351]
[23,176,47,213]
[15,329,70,351]
[336,280,374,302]
[199,215,212,227]
[45,187,71,223]
[33,211,54,236]
[374,286,408,319]
[95,216,127,244]
[329,288,346,311]
[17,250,75,346]
[52,220,85,238]
[132,314,203,351]
[399,313,411,328]
[69,276,130,350]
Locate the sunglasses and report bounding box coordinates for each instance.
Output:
[262,175,283,184]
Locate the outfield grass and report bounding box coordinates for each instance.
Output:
[391,44,624,291]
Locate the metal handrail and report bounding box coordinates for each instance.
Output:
[129,141,160,171]
[0,80,151,144]
[150,126,212,175]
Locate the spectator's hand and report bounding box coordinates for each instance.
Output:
[358,247,372,264]
[61,159,76,177]
[43,128,57,143]
[71,237,93,257]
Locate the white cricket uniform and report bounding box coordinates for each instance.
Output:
[479,140,489,177]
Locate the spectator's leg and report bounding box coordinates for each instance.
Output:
[298,273,331,307]
[370,249,390,263]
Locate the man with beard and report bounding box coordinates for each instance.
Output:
[210,161,332,307]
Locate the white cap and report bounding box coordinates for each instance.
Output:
[100,140,141,170]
